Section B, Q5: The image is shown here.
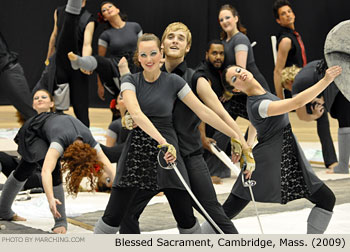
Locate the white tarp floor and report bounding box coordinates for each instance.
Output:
[0,128,349,234]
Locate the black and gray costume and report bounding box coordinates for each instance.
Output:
[217,32,270,177]
[15,113,99,185]
[99,71,200,233]
[118,62,238,234]
[0,2,93,230]
[215,92,336,234]
[96,22,142,96]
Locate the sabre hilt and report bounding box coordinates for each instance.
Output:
[157,146,173,169]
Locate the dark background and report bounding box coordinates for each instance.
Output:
[0,0,349,107]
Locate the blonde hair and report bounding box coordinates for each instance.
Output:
[281,65,301,88]
[161,22,192,50]
[133,33,161,67]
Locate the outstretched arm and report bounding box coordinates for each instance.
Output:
[198,121,216,152]
[267,66,342,117]
[196,77,249,149]
[181,89,239,141]
[82,21,95,57]
[195,77,255,174]
[41,148,61,218]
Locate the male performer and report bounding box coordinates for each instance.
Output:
[118,23,254,234]
[273,0,307,99]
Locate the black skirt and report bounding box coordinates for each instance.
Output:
[280,124,311,204]
[15,112,57,163]
[117,127,159,191]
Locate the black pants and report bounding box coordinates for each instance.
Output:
[100,144,124,163]
[183,154,238,233]
[222,183,336,220]
[94,56,119,96]
[315,111,338,167]
[55,11,78,85]
[94,55,139,97]
[0,152,43,190]
[331,91,350,128]
[69,70,90,127]
[12,159,61,187]
[119,154,238,234]
[103,187,196,230]
[55,11,90,126]
[0,63,36,120]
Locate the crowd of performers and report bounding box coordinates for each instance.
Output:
[0,0,348,234]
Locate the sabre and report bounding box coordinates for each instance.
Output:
[157,149,224,234]
[241,164,264,234]
[209,142,241,176]
[209,143,264,233]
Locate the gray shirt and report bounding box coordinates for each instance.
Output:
[231,92,323,202]
[98,22,142,58]
[223,32,269,91]
[43,114,100,155]
[121,72,190,118]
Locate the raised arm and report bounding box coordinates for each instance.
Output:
[273,37,292,99]
[268,66,341,117]
[41,148,61,218]
[79,21,95,75]
[82,21,95,57]
[45,9,58,65]
[198,121,216,152]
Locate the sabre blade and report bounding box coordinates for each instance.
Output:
[169,163,224,234]
[210,143,241,176]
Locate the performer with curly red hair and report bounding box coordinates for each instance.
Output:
[0,0,115,234]
[0,111,115,234]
